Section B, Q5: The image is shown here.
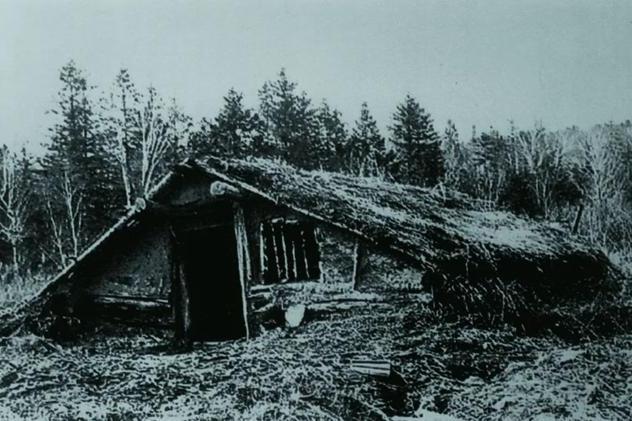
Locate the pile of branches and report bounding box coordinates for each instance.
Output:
[427,241,625,336]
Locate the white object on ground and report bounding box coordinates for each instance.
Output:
[285,304,306,328]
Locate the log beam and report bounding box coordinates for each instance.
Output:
[210,180,241,197]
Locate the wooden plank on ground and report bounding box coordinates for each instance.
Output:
[392,411,463,421]
[350,358,391,377]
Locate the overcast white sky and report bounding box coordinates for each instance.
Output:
[1,0,632,153]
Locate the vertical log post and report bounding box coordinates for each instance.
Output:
[170,225,192,345]
[352,239,369,290]
[572,204,584,235]
[244,210,263,285]
[233,204,251,340]
[178,261,192,339]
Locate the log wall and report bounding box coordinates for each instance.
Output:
[354,245,424,292]
[83,219,172,300]
[58,173,424,336]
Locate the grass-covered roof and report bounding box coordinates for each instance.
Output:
[191,156,621,323]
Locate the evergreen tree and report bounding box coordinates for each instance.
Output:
[472,128,509,168]
[17,148,51,272]
[314,100,347,171]
[41,61,119,263]
[258,69,317,168]
[346,102,385,176]
[442,120,469,190]
[389,95,444,186]
[442,120,459,159]
[190,89,265,159]
[468,127,511,204]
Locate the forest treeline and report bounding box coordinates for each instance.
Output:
[1,61,631,275]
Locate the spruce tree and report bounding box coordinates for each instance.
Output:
[190,89,265,159]
[258,69,317,168]
[442,119,463,188]
[314,100,347,171]
[41,61,119,260]
[346,102,385,176]
[468,127,513,205]
[389,95,444,186]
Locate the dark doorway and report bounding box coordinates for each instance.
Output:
[179,224,247,341]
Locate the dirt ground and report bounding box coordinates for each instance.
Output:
[0,294,630,420]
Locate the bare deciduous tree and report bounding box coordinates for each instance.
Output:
[567,125,632,248]
[0,149,30,273]
[107,72,190,206]
[61,171,83,259]
[512,127,566,218]
[46,199,67,268]
[45,170,84,268]
[137,87,173,197]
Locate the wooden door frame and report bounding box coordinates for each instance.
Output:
[233,203,251,340]
[170,206,250,341]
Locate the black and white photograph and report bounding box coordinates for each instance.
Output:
[0,1,631,419]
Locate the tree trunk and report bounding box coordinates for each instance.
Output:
[11,242,19,275]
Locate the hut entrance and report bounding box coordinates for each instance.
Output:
[178,223,247,341]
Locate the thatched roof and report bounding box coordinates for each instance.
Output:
[187,156,620,322]
[189,157,607,271]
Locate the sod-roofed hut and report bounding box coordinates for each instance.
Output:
[0,157,620,340]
